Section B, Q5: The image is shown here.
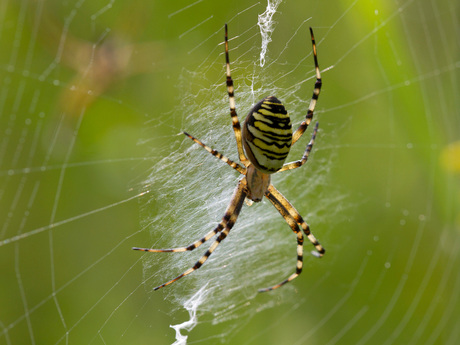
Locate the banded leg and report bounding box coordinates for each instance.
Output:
[278,122,318,172]
[183,131,245,175]
[224,24,247,164]
[150,179,247,291]
[291,27,322,146]
[268,185,325,256]
[133,220,225,253]
[259,188,304,292]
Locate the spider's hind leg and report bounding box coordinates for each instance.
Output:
[224,24,248,164]
[291,27,322,146]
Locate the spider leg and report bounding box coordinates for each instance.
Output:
[224,24,248,164]
[291,27,322,146]
[278,122,318,172]
[268,185,325,256]
[151,179,247,291]
[259,184,325,292]
[183,131,245,174]
[133,221,225,253]
[259,187,305,292]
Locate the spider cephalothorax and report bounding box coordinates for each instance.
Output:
[134,24,324,292]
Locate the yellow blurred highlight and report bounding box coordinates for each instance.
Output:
[440,141,460,173]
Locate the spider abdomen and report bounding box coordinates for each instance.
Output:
[242,96,292,174]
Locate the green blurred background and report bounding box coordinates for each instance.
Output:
[0,0,459,344]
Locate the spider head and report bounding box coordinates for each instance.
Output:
[245,165,271,202]
[242,96,292,174]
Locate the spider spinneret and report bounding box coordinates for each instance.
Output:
[134,24,325,293]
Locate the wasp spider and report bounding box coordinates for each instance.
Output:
[134,24,324,292]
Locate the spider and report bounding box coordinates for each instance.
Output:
[133,24,324,292]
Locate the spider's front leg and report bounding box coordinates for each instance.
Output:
[138,179,248,291]
[259,188,305,292]
[268,185,325,256]
[258,185,325,292]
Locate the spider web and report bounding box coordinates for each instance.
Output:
[0,0,459,345]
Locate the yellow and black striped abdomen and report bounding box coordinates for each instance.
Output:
[242,96,292,174]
